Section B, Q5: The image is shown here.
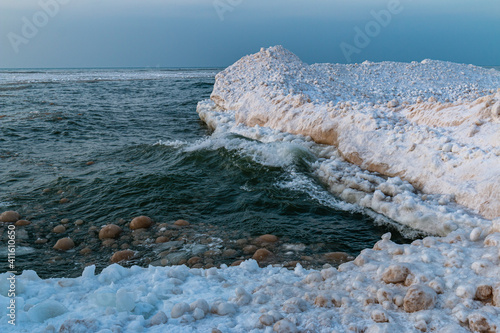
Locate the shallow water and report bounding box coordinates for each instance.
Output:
[0,68,413,278]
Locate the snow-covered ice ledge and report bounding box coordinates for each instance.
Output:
[204,46,500,228]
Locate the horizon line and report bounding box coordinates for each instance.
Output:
[1,64,499,71]
[0,66,226,70]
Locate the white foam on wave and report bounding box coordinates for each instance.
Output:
[157,123,312,169]
[0,69,219,85]
[196,99,491,236]
[0,246,35,257]
[0,201,13,208]
[276,168,425,238]
[157,108,382,222]
[154,139,189,149]
[157,116,425,237]
[276,168,360,213]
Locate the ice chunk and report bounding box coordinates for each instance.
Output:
[403,285,437,312]
[27,300,67,323]
[148,311,168,326]
[171,302,190,318]
[59,319,98,333]
[273,319,298,333]
[91,287,116,307]
[239,259,260,272]
[116,288,135,312]
[81,265,96,279]
[97,264,131,284]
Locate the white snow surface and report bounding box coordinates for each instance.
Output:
[208,45,500,222]
[3,227,500,332]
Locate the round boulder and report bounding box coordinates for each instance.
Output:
[493,285,500,306]
[324,252,351,262]
[475,285,493,302]
[80,247,92,255]
[149,311,168,326]
[53,238,75,251]
[273,319,297,333]
[468,312,496,333]
[53,225,66,234]
[256,234,278,244]
[403,285,437,313]
[382,265,410,284]
[99,224,122,239]
[0,211,20,223]
[222,249,237,258]
[252,248,273,262]
[174,219,190,227]
[15,220,31,226]
[243,245,258,255]
[155,236,169,243]
[187,257,202,266]
[111,250,135,263]
[231,260,244,267]
[130,216,152,230]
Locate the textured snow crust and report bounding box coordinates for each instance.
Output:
[3,226,500,332]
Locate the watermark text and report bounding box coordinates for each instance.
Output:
[213,0,244,21]
[6,224,16,326]
[7,0,71,54]
[340,0,408,62]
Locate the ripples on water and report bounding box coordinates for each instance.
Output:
[0,68,414,278]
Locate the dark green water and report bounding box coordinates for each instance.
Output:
[0,69,412,277]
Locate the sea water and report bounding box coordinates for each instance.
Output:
[0,68,415,278]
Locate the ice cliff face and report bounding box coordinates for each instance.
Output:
[207,46,500,221]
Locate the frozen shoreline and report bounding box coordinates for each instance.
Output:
[208,46,500,225]
[2,227,500,332]
[2,47,500,332]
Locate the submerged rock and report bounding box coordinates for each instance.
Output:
[0,210,20,223]
[155,236,169,243]
[52,225,66,234]
[256,234,278,243]
[243,245,258,254]
[130,216,152,230]
[252,248,273,262]
[80,247,92,255]
[111,250,135,263]
[99,224,122,239]
[53,238,75,251]
[15,219,31,226]
[174,219,190,227]
[323,252,352,262]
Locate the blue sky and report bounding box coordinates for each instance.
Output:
[1,0,499,68]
